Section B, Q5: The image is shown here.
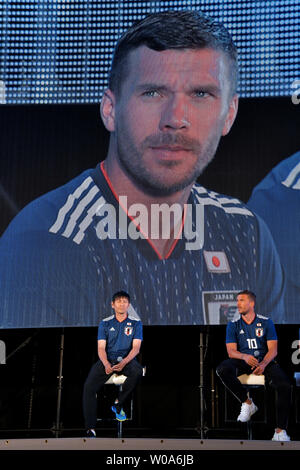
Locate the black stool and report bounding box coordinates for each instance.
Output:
[103,373,132,438]
[97,367,146,438]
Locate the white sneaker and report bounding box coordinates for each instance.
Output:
[272,430,290,442]
[237,400,258,422]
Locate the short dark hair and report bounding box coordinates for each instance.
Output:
[112,290,130,303]
[237,290,256,304]
[109,9,239,97]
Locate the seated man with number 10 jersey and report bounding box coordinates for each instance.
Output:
[216,290,292,441]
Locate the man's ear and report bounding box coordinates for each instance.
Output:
[100,89,116,132]
[222,94,239,136]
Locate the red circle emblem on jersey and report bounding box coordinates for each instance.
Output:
[212,256,220,267]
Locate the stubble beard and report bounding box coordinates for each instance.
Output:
[240,310,250,316]
[115,126,222,197]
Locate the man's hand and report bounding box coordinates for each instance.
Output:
[112,360,126,372]
[243,354,259,368]
[252,362,266,375]
[104,363,114,375]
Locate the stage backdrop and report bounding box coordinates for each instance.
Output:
[0,1,299,327]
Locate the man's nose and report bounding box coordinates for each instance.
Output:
[159,94,190,131]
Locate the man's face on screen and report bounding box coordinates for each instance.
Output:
[106,46,238,195]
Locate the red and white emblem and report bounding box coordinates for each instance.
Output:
[203,251,230,273]
[124,326,133,336]
[255,328,264,337]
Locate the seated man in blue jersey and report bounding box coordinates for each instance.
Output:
[0,10,285,328]
[82,291,143,438]
[216,290,292,441]
[247,150,300,324]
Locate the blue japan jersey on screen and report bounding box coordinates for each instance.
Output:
[248,150,300,323]
[98,314,143,362]
[226,314,278,361]
[0,162,285,328]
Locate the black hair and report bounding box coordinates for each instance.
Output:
[112,290,131,303]
[109,9,238,97]
[237,290,256,304]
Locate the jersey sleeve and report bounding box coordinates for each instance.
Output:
[97,321,107,340]
[133,321,143,341]
[248,154,300,325]
[266,318,278,341]
[225,321,237,344]
[0,206,104,328]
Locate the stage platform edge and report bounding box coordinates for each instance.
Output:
[0,438,299,451]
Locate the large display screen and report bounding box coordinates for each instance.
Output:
[0,2,299,328]
[0,0,298,103]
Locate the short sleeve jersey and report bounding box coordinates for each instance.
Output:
[98,313,143,362]
[226,314,277,362]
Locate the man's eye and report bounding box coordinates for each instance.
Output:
[194,90,208,98]
[143,90,159,97]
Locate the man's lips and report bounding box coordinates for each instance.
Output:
[150,145,191,154]
[151,145,191,151]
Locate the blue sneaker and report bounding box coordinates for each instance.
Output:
[111,405,127,421]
